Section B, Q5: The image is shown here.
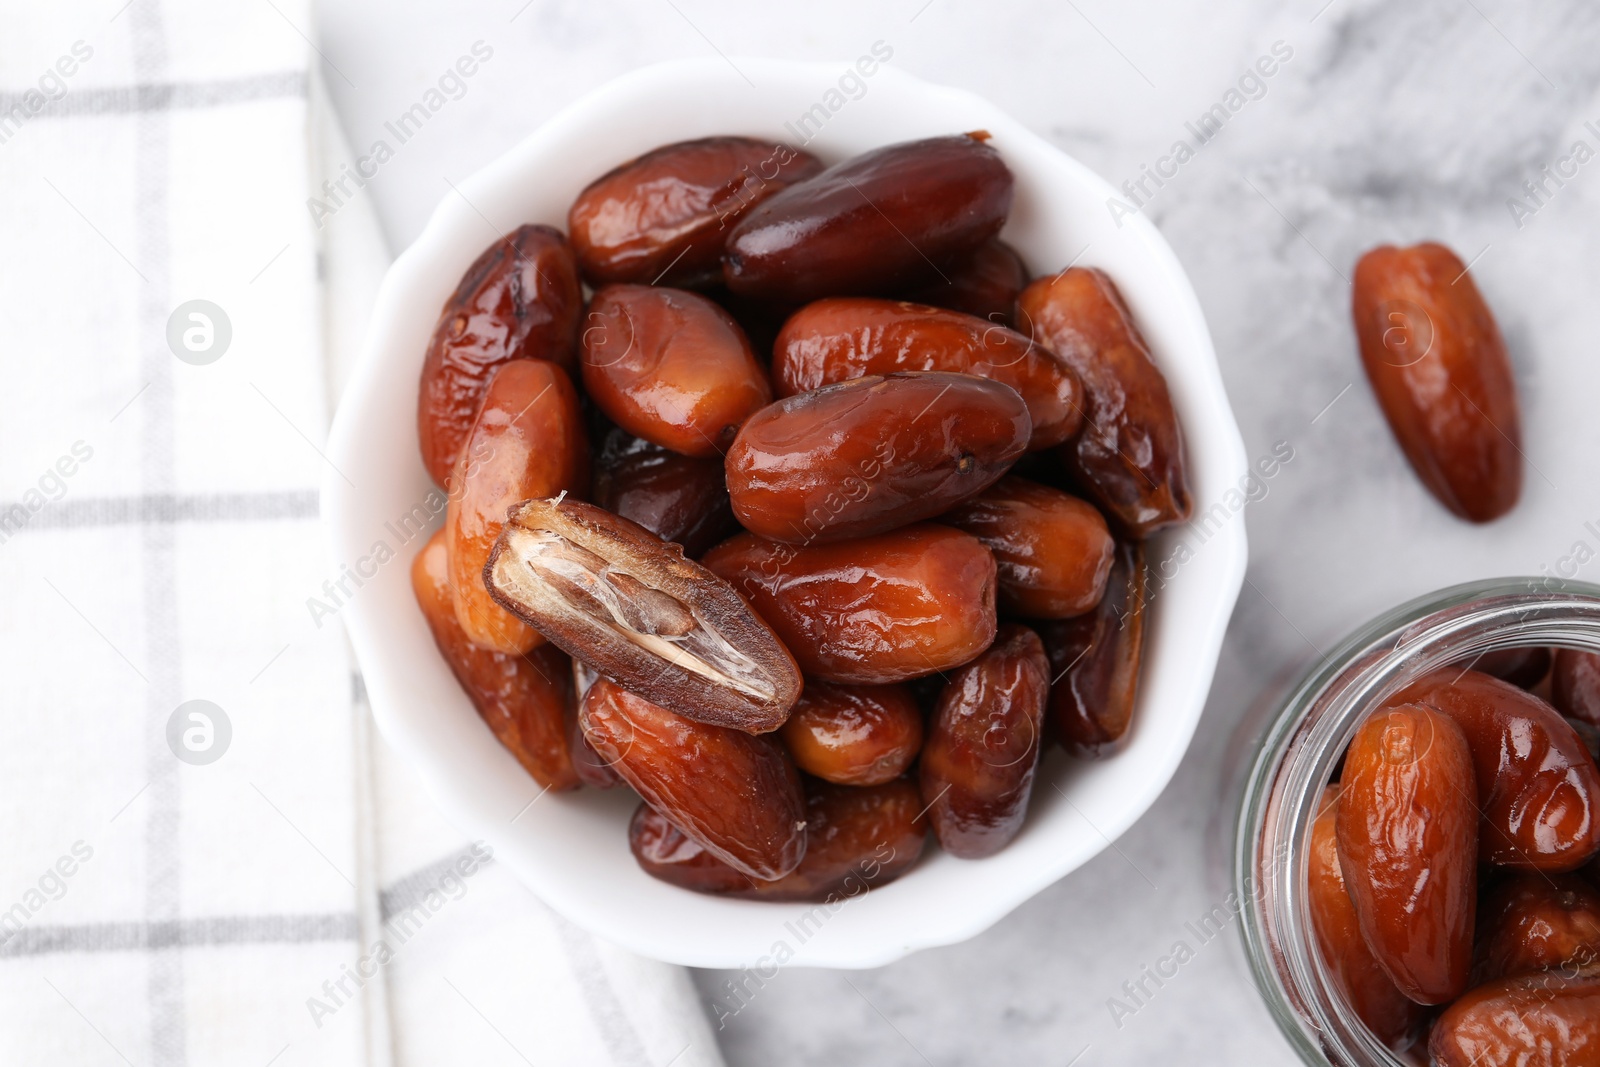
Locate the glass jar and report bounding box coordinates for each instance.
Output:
[1233,577,1600,1066]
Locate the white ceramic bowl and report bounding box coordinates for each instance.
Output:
[325,58,1248,969]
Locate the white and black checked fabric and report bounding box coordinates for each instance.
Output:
[0,3,723,1064]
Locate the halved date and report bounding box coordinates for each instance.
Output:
[1430,973,1600,1067]
[944,475,1114,619]
[1397,669,1600,871]
[411,529,578,791]
[583,679,804,880]
[778,682,923,786]
[417,224,582,488]
[1016,267,1192,538]
[486,497,802,732]
[1351,242,1522,523]
[1554,648,1600,727]
[905,238,1028,326]
[701,524,997,685]
[723,133,1014,304]
[592,428,736,557]
[1336,703,1477,1004]
[568,137,822,288]
[725,371,1029,544]
[1307,786,1426,1050]
[629,777,926,901]
[446,360,587,654]
[919,624,1050,858]
[1039,540,1147,757]
[581,285,772,458]
[1476,871,1600,983]
[770,298,1081,449]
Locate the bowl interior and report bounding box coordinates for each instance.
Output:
[324,57,1248,969]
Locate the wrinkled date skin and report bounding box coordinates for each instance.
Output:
[1307,786,1427,1050]
[1351,242,1522,523]
[1476,872,1600,983]
[1554,648,1600,727]
[770,299,1082,450]
[1430,974,1600,1067]
[919,625,1050,859]
[567,658,620,788]
[944,476,1114,620]
[702,525,997,685]
[723,133,1015,304]
[411,530,578,791]
[446,360,587,654]
[725,372,1029,544]
[1397,669,1600,871]
[583,680,806,880]
[486,498,802,732]
[581,285,772,458]
[905,238,1028,326]
[592,429,737,557]
[1039,540,1147,758]
[568,137,823,289]
[1016,267,1193,538]
[778,682,923,786]
[629,777,926,901]
[418,224,582,488]
[1336,703,1478,1004]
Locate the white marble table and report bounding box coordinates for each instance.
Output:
[317,1,1600,1061]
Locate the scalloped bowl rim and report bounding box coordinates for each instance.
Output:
[324,57,1248,969]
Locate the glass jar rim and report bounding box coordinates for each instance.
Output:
[1233,576,1600,1066]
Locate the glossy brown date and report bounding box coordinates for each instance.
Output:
[1396,669,1600,871]
[725,372,1029,544]
[1554,648,1600,727]
[486,497,802,732]
[446,360,587,654]
[778,682,923,786]
[1476,872,1600,983]
[1039,540,1147,758]
[1430,973,1600,1067]
[583,680,805,880]
[1015,267,1192,538]
[581,285,772,458]
[591,429,736,557]
[943,476,1114,620]
[568,137,822,288]
[770,298,1082,450]
[1336,703,1478,1005]
[411,529,578,792]
[919,625,1049,859]
[566,658,620,788]
[1307,786,1427,1050]
[723,133,1014,304]
[629,777,926,901]
[418,224,582,488]
[1351,242,1522,523]
[701,524,998,685]
[905,238,1028,326]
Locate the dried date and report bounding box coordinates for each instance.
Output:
[701,524,997,685]
[583,679,805,879]
[417,224,581,488]
[725,371,1029,544]
[1351,242,1522,523]
[1015,266,1192,537]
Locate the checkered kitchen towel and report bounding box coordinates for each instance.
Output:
[0,3,721,1065]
